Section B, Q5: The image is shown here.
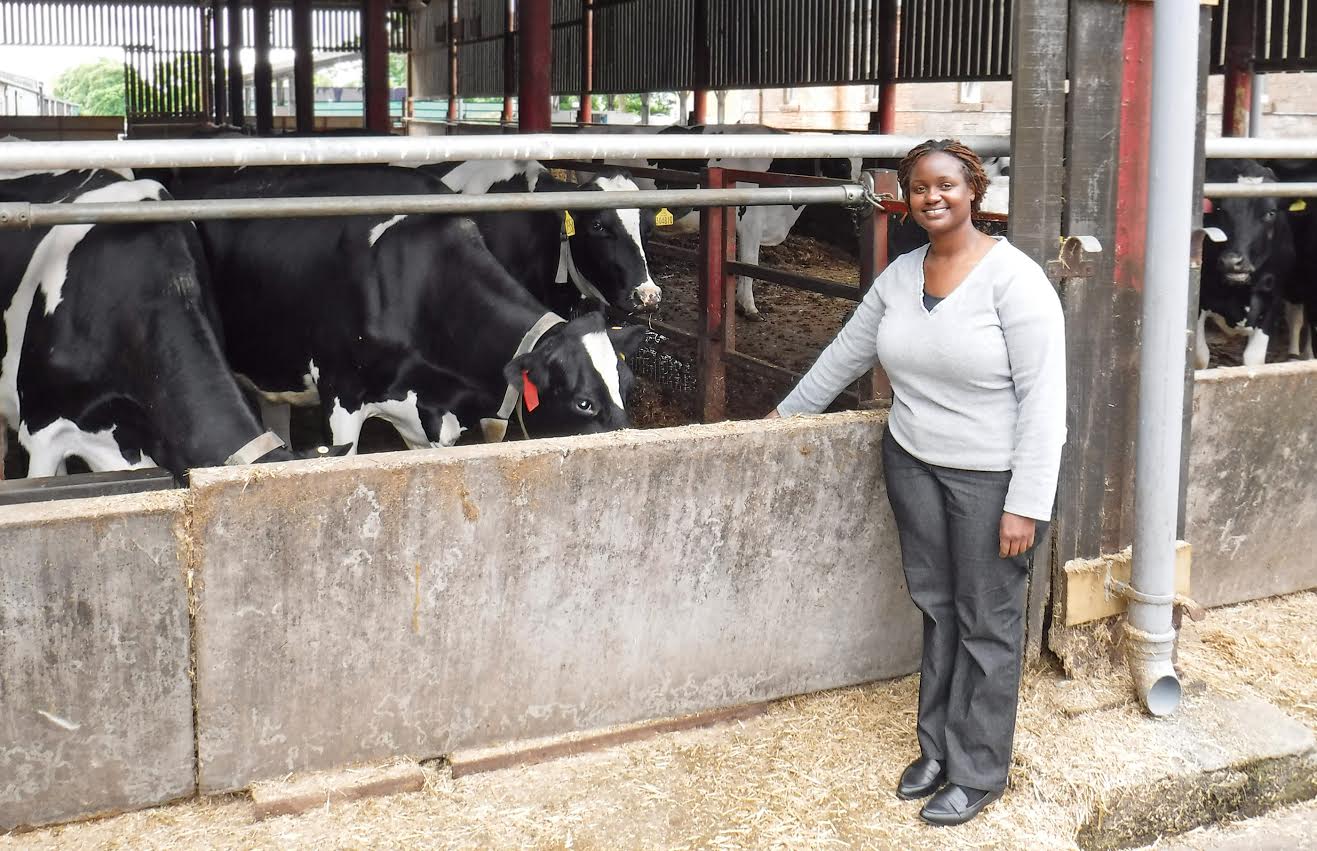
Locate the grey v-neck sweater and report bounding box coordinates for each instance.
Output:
[777,238,1067,520]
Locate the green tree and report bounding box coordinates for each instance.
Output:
[389,53,408,89]
[53,59,126,116]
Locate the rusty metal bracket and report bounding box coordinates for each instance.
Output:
[1045,234,1102,282]
[1190,226,1226,269]
[856,172,897,212]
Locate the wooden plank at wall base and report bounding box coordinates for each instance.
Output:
[449,701,770,779]
[1060,541,1193,626]
[249,763,427,820]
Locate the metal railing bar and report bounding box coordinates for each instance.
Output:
[1203,181,1317,197]
[725,261,862,302]
[0,184,869,230]
[1205,138,1317,158]
[0,133,1013,172]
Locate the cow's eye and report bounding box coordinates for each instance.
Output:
[1263,210,1277,222]
[590,219,606,233]
[576,399,595,413]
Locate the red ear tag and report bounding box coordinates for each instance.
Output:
[1202,197,1214,214]
[522,370,540,412]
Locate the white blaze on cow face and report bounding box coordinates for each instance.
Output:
[369,215,407,246]
[1,179,166,425]
[590,173,661,308]
[581,331,625,410]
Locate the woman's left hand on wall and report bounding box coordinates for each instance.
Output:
[999,512,1036,558]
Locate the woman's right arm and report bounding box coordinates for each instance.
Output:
[774,269,890,417]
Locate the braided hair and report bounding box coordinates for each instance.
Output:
[897,139,991,214]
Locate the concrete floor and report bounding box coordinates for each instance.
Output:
[3,591,1313,850]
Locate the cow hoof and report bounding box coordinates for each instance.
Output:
[741,310,768,322]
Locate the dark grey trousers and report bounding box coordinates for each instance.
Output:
[882,427,1046,793]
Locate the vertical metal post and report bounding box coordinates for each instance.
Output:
[502,0,516,125]
[1248,72,1265,137]
[253,0,273,135]
[1222,0,1254,136]
[577,0,593,124]
[226,0,244,128]
[362,0,391,132]
[857,169,896,406]
[518,0,552,131]
[293,0,314,132]
[870,0,898,133]
[691,0,710,125]
[697,167,729,422]
[1129,0,1197,718]
[448,0,460,122]
[1009,0,1069,662]
[201,2,216,123]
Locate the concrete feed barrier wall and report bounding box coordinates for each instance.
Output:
[186,412,919,793]
[0,492,195,832]
[1186,361,1317,608]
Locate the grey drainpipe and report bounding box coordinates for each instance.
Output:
[1129,0,1199,717]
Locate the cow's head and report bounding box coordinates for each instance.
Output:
[1203,160,1293,289]
[564,171,662,312]
[502,313,646,437]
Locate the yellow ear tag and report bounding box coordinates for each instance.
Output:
[1289,199,1308,213]
[655,207,674,227]
[562,211,576,237]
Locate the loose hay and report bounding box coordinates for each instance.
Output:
[5,592,1314,850]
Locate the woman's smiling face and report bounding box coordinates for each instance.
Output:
[907,151,977,235]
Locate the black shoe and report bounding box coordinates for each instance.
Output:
[895,756,945,800]
[919,783,1001,826]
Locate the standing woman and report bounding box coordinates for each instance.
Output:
[768,140,1066,826]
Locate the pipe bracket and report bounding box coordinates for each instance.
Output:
[0,203,32,230]
[1106,576,1176,606]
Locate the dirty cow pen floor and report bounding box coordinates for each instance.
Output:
[5,591,1314,850]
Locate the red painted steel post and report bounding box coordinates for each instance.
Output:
[363,0,391,132]
[1222,0,1255,136]
[857,169,897,406]
[211,0,227,125]
[518,0,552,131]
[447,0,460,123]
[226,0,244,127]
[253,0,273,135]
[1114,1,1155,291]
[502,0,516,124]
[293,0,314,132]
[698,167,729,422]
[577,0,594,123]
[691,0,710,125]
[869,0,898,133]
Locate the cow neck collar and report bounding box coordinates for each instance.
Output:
[556,236,610,305]
[482,311,568,443]
[224,431,285,466]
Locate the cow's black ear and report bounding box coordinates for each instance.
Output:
[503,352,553,392]
[608,325,647,362]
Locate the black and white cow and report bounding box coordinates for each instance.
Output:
[1263,158,1317,360]
[160,164,646,453]
[423,160,661,316]
[1197,159,1298,369]
[0,167,313,480]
